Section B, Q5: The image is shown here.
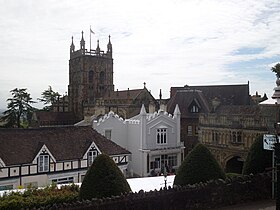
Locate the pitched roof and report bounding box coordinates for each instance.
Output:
[167,89,211,117]
[33,111,77,126]
[104,88,146,100]
[0,126,130,166]
[171,84,250,106]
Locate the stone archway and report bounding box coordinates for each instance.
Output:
[225,156,244,174]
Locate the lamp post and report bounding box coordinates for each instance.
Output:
[163,166,167,189]
[272,75,280,210]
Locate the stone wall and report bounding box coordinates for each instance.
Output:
[46,172,272,210]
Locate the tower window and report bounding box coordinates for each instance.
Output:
[88,71,93,83]
[100,71,105,84]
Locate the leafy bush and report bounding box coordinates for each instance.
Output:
[0,184,79,210]
[174,143,225,186]
[79,154,131,200]
[242,135,272,175]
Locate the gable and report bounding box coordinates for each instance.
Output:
[82,141,102,159]
[0,127,130,166]
[32,144,56,164]
[0,158,5,167]
[147,114,177,134]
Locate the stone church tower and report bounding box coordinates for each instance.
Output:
[68,31,114,120]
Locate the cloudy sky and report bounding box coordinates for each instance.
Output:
[0,0,280,109]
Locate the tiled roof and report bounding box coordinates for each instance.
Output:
[171,84,250,106]
[0,126,130,166]
[104,88,145,100]
[214,105,261,115]
[33,111,77,126]
[167,89,211,117]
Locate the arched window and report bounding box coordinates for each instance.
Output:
[88,71,93,83]
[100,71,105,84]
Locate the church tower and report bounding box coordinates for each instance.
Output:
[68,31,114,120]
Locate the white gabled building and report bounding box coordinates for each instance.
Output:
[93,104,184,177]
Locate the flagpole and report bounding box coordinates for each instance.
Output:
[90,25,92,52]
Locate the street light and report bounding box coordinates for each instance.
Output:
[163,166,167,189]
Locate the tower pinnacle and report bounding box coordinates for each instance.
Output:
[80,31,85,54]
[70,36,75,54]
[107,35,112,56]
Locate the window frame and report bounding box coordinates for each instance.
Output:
[88,150,98,166]
[156,128,167,144]
[38,154,50,173]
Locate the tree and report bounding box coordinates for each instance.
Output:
[38,86,61,111]
[79,154,131,200]
[0,88,35,128]
[242,135,272,175]
[271,63,280,78]
[174,143,225,186]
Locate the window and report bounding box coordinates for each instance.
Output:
[168,155,177,167]
[150,157,160,169]
[195,126,199,135]
[52,177,74,185]
[88,150,97,166]
[38,154,49,172]
[190,105,199,113]
[88,70,93,83]
[0,185,13,191]
[187,125,192,136]
[105,130,112,140]
[157,128,167,144]
[231,131,242,143]
[100,71,105,84]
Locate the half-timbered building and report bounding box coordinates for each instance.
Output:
[0,126,131,191]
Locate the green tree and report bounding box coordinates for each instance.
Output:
[0,88,35,128]
[38,86,61,111]
[242,135,272,175]
[174,143,225,186]
[271,63,280,78]
[79,154,131,200]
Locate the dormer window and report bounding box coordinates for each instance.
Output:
[88,150,98,166]
[190,105,199,113]
[38,154,49,172]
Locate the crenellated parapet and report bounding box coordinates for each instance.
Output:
[70,31,112,59]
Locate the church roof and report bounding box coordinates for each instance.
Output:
[167,89,211,117]
[0,126,130,166]
[214,105,261,115]
[170,84,250,106]
[104,88,149,100]
[32,111,77,126]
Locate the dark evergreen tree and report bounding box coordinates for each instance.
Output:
[242,135,272,175]
[271,63,280,78]
[174,143,225,186]
[38,86,61,111]
[0,88,35,128]
[79,154,131,200]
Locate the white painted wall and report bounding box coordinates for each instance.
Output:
[92,105,183,177]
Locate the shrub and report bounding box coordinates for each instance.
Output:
[0,184,79,210]
[242,135,272,175]
[79,154,131,200]
[174,143,225,186]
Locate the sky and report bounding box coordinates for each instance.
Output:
[0,0,280,109]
